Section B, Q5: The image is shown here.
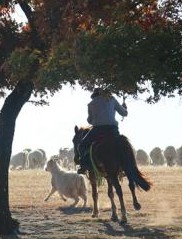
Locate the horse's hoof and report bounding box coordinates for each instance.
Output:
[134,202,141,211]
[92,213,99,218]
[111,215,118,222]
[120,216,127,224]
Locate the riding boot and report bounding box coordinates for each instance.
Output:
[77,150,88,174]
[77,152,92,174]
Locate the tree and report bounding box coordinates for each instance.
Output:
[0,1,80,233]
[73,0,182,101]
[0,0,182,235]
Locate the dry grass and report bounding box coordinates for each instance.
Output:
[9,166,182,238]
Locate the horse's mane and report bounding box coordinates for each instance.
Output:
[79,125,92,131]
[79,126,92,135]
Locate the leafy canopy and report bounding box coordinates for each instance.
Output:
[0,0,182,102]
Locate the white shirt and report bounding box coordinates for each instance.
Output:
[87,96,128,126]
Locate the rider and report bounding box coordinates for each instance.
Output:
[77,87,128,174]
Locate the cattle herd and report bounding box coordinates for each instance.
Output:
[9,148,47,170]
[136,145,182,166]
[9,145,182,171]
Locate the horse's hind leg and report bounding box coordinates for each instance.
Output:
[111,176,127,224]
[128,180,141,210]
[89,172,99,217]
[106,178,118,222]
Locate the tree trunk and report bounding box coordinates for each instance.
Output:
[0,80,33,235]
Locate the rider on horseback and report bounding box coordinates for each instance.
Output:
[77,88,128,174]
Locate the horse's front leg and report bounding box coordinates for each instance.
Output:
[129,180,141,210]
[89,172,99,217]
[106,178,118,222]
[111,176,127,224]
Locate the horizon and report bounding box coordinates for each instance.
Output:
[1,84,181,158]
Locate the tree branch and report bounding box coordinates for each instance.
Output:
[17,0,45,50]
[17,0,34,26]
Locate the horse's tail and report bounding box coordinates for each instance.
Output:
[119,135,152,191]
[127,166,152,191]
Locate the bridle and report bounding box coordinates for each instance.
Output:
[73,128,89,163]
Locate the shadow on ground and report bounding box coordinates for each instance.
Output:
[103,222,172,238]
[58,206,92,215]
[57,206,173,239]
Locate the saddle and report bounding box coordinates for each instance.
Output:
[83,132,121,171]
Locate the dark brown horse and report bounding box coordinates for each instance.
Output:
[72,125,152,224]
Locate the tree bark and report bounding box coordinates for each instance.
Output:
[0,80,33,235]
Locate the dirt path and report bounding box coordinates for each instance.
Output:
[9,167,182,238]
[12,205,182,239]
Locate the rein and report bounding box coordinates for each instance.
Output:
[76,129,87,151]
[75,127,104,186]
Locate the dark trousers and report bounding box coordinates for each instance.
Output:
[78,125,119,169]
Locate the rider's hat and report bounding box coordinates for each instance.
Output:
[91,88,102,99]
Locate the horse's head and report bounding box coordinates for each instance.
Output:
[72,125,90,165]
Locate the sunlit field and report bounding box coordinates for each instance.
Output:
[9,166,182,239]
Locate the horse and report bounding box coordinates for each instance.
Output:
[72,125,152,224]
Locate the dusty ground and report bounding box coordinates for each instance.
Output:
[8,166,182,239]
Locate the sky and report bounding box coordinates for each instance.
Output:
[3,5,182,158]
[0,84,181,158]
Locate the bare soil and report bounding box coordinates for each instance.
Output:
[7,166,182,239]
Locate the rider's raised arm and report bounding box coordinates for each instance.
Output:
[113,97,128,117]
[87,104,93,125]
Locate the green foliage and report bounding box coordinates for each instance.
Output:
[75,25,143,92]
[37,43,78,94]
[75,23,182,101]
[0,16,19,88]
[4,48,40,86]
[0,0,182,101]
